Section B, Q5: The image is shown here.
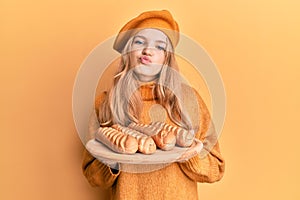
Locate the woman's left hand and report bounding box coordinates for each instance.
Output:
[176,139,203,163]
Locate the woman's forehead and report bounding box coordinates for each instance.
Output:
[134,28,167,42]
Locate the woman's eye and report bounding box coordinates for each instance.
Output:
[156,45,166,51]
[133,40,144,45]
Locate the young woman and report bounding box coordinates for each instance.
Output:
[82,10,225,200]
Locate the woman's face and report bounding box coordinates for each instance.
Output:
[129,28,168,82]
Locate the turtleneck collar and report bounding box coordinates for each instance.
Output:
[138,82,157,101]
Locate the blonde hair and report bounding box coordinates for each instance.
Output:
[98,34,192,130]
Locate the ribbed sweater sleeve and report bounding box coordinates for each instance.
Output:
[179,126,225,183]
[81,92,120,188]
[179,88,225,183]
[82,149,120,188]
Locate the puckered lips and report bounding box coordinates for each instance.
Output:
[139,55,152,65]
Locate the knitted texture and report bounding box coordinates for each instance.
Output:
[82,83,225,200]
[113,10,180,53]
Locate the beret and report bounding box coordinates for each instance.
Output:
[113,10,180,53]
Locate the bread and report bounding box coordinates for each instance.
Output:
[129,122,176,151]
[95,127,138,154]
[112,124,157,154]
[128,122,161,136]
[151,122,195,147]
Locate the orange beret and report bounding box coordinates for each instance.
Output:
[113,10,180,53]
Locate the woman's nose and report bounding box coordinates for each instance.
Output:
[142,46,153,56]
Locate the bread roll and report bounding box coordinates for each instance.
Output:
[128,122,161,136]
[151,121,195,147]
[95,127,138,154]
[112,124,157,154]
[129,122,176,151]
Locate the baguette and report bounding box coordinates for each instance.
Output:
[95,127,138,154]
[112,124,157,154]
[151,122,195,147]
[129,122,176,151]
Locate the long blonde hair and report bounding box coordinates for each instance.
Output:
[98,33,192,130]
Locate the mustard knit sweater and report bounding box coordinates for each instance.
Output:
[82,83,225,200]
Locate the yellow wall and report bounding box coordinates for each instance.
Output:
[1,1,299,199]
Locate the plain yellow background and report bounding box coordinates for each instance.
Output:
[1,0,299,199]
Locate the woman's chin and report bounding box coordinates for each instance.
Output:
[132,64,161,82]
[134,73,159,82]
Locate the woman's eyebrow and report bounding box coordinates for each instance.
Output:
[134,35,146,40]
[156,40,167,44]
[134,35,167,44]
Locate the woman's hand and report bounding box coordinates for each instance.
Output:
[176,139,203,163]
[100,159,119,172]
